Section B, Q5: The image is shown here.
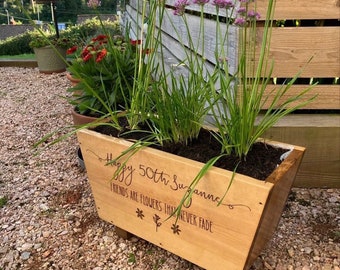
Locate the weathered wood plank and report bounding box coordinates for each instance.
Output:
[165,0,340,20]
[255,0,340,20]
[260,27,340,78]
[260,85,340,110]
[263,114,340,188]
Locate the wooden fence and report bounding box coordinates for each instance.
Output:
[124,0,340,187]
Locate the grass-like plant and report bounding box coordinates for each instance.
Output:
[33,0,317,220]
[208,0,317,158]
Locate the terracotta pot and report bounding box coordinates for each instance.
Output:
[71,108,99,125]
[66,73,81,86]
[77,128,306,270]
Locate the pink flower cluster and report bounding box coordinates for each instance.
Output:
[173,0,260,26]
[87,0,101,9]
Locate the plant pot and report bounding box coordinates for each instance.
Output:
[77,147,85,171]
[71,108,99,126]
[66,72,81,86]
[33,46,66,73]
[77,128,305,270]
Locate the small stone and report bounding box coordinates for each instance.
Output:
[103,236,113,243]
[0,247,8,254]
[119,242,127,249]
[264,261,274,270]
[39,203,49,211]
[42,231,51,238]
[21,243,33,251]
[304,247,312,254]
[287,248,295,258]
[34,243,42,249]
[21,251,31,260]
[302,266,310,270]
[42,250,51,258]
[313,256,320,261]
[322,264,332,270]
[328,196,338,203]
[40,191,50,197]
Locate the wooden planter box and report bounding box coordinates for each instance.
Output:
[77,129,305,270]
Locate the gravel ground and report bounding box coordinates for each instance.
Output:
[0,67,339,270]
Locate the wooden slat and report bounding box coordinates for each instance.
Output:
[260,85,340,110]
[263,114,340,188]
[165,0,340,20]
[256,0,340,20]
[260,27,340,78]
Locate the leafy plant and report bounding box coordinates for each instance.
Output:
[0,17,120,56]
[208,0,317,158]
[0,196,8,208]
[28,26,78,49]
[34,0,317,220]
[66,32,144,117]
[127,252,136,264]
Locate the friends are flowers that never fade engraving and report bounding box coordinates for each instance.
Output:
[88,150,251,235]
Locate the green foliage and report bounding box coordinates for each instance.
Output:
[0,32,33,55]
[209,0,317,158]
[127,252,136,264]
[0,196,8,208]
[0,0,118,25]
[0,18,121,56]
[68,33,138,117]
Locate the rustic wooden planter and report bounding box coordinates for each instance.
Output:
[77,129,305,270]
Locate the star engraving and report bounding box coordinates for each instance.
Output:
[171,223,181,235]
[136,208,144,219]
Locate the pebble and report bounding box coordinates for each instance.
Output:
[20,251,31,260]
[287,248,295,258]
[39,203,50,211]
[304,247,313,254]
[20,243,33,251]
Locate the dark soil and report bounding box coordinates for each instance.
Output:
[95,120,288,180]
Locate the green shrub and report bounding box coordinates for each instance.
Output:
[0,32,33,55]
[0,18,121,56]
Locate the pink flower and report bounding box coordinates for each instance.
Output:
[212,0,234,9]
[234,17,246,26]
[237,7,246,15]
[87,0,101,8]
[173,0,190,16]
[247,10,261,20]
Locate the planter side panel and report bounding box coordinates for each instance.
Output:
[245,146,305,268]
[78,129,275,270]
